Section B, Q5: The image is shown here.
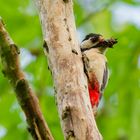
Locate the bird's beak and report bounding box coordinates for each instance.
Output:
[107,38,118,48]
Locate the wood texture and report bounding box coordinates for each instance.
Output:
[35,0,102,139]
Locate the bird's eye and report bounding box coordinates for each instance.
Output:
[90,36,99,43]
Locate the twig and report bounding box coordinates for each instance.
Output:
[77,3,109,26]
[0,19,54,140]
[77,1,116,27]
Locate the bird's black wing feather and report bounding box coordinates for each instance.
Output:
[101,62,108,93]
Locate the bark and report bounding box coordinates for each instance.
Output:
[0,19,54,140]
[35,0,102,140]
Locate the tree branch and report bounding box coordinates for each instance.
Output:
[78,3,109,27]
[77,1,115,27]
[0,19,54,140]
[35,0,102,139]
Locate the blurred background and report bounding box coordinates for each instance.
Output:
[0,0,140,139]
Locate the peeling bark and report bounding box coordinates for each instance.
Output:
[35,0,102,140]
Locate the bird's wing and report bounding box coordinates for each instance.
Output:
[101,62,108,93]
[82,53,89,79]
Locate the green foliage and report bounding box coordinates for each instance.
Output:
[0,0,140,139]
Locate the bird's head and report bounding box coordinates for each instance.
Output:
[81,33,104,50]
[81,33,117,53]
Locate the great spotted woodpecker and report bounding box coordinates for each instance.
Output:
[81,33,117,115]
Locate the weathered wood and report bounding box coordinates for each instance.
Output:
[35,0,102,140]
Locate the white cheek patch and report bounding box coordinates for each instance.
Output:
[81,39,98,49]
[81,40,93,49]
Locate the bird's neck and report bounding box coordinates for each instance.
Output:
[92,47,108,54]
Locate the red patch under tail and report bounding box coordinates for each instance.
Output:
[88,83,100,107]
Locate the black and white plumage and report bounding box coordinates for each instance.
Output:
[81,33,117,114]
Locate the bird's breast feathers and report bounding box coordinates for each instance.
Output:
[84,49,108,88]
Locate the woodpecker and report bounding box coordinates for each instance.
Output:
[81,33,117,114]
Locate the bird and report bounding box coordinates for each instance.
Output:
[80,33,117,115]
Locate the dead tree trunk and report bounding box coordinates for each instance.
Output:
[35,0,102,140]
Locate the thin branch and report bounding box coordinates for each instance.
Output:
[0,19,54,140]
[77,2,113,27]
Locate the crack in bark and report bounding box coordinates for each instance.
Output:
[63,0,69,3]
[72,49,78,55]
[62,106,71,120]
[43,40,49,53]
[66,130,75,140]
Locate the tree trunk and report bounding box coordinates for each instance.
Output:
[35,0,102,140]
